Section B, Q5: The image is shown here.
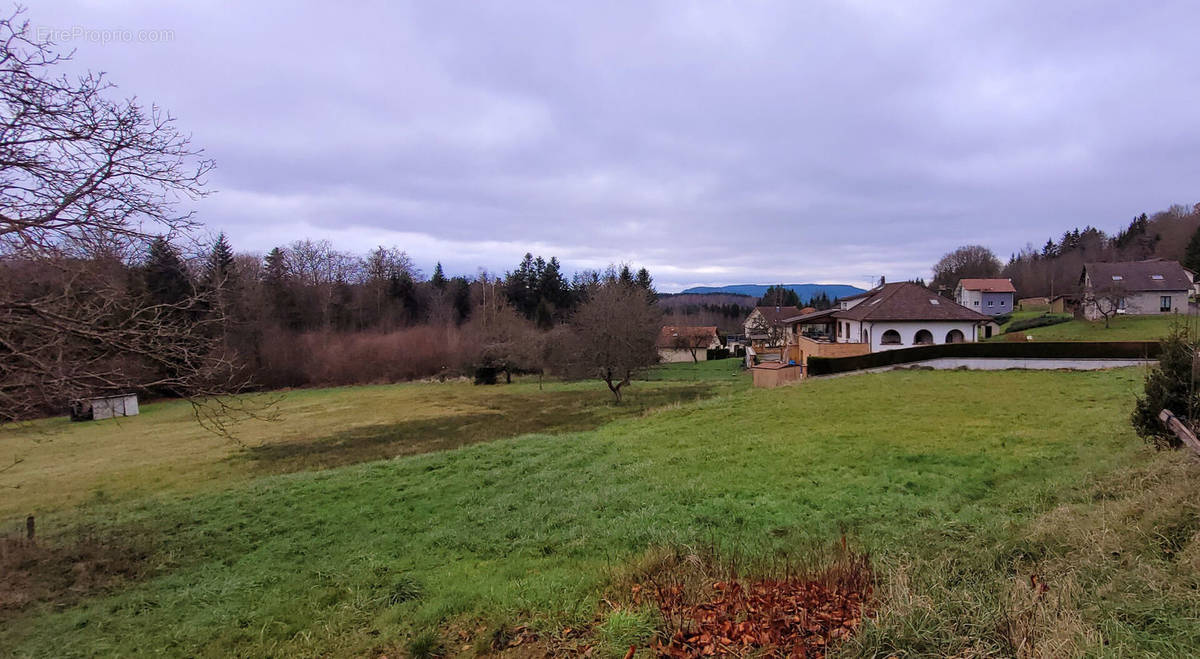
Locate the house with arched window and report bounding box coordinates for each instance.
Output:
[784,282,991,360]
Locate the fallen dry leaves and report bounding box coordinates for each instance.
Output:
[640,551,873,658]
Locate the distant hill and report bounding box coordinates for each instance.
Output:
[680,283,867,301]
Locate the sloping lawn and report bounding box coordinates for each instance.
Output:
[2,368,1198,657]
[1012,313,1186,341]
[0,361,747,520]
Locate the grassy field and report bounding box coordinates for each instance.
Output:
[0,359,747,521]
[1004,313,1186,341]
[991,312,1189,342]
[2,363,1199,657]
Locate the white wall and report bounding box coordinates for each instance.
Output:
[658,348,708,363]
[863,321,978,352]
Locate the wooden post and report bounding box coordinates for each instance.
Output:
[1158,409,1200,457]
[25,515,34,541]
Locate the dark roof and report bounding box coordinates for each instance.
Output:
[1083,260,1193,292]
[782,307,838,323]
[957,278,1016,293]
[657,325,719,348]
[833,282,991,322]
[749,306,803,325]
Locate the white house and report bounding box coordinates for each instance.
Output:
[825,282,991,352]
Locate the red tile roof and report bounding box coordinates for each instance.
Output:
[657,325,719,348]
[957,278,1016,293]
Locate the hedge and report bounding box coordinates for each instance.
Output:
[1006,313,1072,333]
[806,341,1160,376]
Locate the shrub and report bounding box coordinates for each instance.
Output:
[254,326,469,388]
[1005,314,1071,334]
[1131,324,1197,449]
[992,313,1013,326]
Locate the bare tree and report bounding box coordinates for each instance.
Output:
[931,245,1002,295]
[0,12,242,426]
[552,281,661,402]
[746,313,787,349]
[464,279,538,383]
[1083,279,1128,328]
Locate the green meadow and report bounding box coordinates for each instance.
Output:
[2,362,1198,657]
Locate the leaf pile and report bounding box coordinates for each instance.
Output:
[645,566,872,657]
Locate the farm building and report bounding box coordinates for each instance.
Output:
[70,394,139,421]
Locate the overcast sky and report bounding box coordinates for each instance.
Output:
[29,1,1200,291]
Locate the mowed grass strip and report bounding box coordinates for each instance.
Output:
[5,367,1197,656]
[0,359,747,520]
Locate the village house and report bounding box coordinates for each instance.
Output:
[742,305,803,355]
[954,278,1016,315]
[780,282,991,366]
[1080,259,1191,320]
[656,325,721,363]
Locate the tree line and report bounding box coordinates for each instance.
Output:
[928,203,1200,300]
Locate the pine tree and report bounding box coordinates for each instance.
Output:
[431,262,447,290]
[144,237,192,306]
[1184,225,1200,276]
[204,232,236,290]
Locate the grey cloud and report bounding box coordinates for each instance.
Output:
[30,0,1200,290]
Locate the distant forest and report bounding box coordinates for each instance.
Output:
[1002,202,1200,298]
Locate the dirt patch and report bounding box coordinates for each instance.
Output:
[0,530,151,617]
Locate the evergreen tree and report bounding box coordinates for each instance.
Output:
[431,262,447,290]
[1132,323,1198,449]
[144,237,192,306]
[758,285,799,307]
[204,232,235,289]
[1184,225,1200,276]
[618,264,635,287]
[450,277,472,324]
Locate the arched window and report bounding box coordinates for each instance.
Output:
[914,329,934,345]
[945,329,965,343]
[881,329,902,345]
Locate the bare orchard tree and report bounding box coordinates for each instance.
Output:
[1082,278,1128,329]
[746,313,787,349]
[669,329,704,363]
[0,12,246,427]
[553,281,661,403]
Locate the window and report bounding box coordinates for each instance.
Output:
[987,300,994,307]
[929,299,940,305]
[1112,275,1123,281]
[1161,295,1172,312]
[945,329,965,343]
[1152,274,1164,280]
[881,329,902,345]
[1118,297,1127,310]
[914,329,934,345]
[973,300,979,306]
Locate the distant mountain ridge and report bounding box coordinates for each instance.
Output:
[680,283,867,301]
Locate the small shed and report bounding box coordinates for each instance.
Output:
[70,394,139,421]
[751,362,803,388]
